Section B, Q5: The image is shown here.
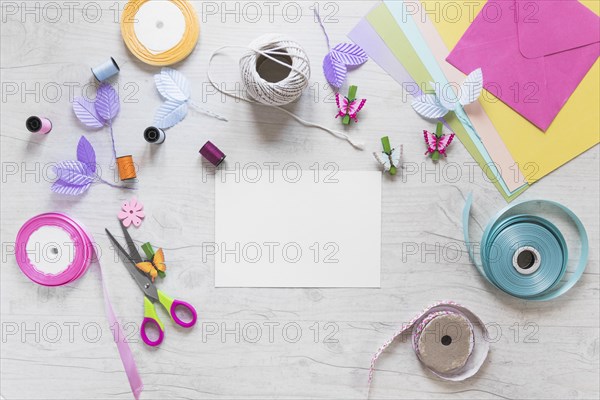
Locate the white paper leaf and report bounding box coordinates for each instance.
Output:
[155,68,191,102]
[411,95,450,119]
[431,81,456,111]
[154,100,188,129]
[459,68,483,106]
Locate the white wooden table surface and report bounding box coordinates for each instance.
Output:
[1,1,598,399]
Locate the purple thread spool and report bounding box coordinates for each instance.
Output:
[199,141,225,167]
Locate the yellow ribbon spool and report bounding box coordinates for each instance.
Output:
[121,0,200,66]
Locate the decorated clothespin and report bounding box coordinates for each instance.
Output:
[141,242,155,259]
[373,136,403,175]
[335,85,367,125]
[137,242,166,281]
[424,123,455,161]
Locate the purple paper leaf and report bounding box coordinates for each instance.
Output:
[330,43,368,66]
[54,160,94,186]
[323,53,347,88]
[95,83,120,121]
[51,180,92,196]
[73,97,105,128]
[76,136,96,173]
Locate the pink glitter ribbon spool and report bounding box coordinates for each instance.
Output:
[26,116,52,134]
[15,213,143,399]
[368,302,489,397]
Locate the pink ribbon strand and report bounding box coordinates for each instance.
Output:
[15,213,143,399]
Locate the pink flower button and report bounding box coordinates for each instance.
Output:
[118,197,145,227]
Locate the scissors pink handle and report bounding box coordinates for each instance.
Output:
[169,299,197,328]
[140,317,164,347]
[140,291,197,346]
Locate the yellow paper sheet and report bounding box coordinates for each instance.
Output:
[425,0,600,183]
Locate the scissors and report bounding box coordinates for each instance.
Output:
[106,226,197,346]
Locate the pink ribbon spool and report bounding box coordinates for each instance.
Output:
[15,213,143,399]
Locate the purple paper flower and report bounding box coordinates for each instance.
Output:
[51,136,133,196]
[323,44,369,88]
[315,9,368,88]
[72,84,120,159]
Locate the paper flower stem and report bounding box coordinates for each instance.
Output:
[108,121,117,161]
[189,100,228,122]
[314,9,331,51]
[96,175,136,190]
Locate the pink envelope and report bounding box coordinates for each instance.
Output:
[446,0,600,132]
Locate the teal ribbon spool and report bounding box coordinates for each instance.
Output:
[463,194,588,301]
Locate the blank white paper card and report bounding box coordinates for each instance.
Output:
[214,170,381,287]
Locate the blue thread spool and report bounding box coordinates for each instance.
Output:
[144,126,166,144]
[91,57,120,82]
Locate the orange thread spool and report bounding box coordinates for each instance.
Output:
[116,155,137,181]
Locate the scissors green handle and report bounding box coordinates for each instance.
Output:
[140,290,197,347]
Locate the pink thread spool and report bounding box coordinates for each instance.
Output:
[199,141,226,167]
[26,116,52,134]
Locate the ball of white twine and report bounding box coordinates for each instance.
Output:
[240,34,310,106]
[207,34,364,149]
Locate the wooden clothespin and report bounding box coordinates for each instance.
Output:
[342,85,358,125]
[381,136,397,175]
[141,242,155,259]
[431,122,443,161]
